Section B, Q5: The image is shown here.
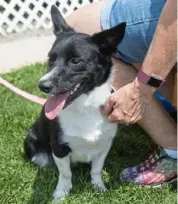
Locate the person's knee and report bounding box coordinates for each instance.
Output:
[66,1,103,34]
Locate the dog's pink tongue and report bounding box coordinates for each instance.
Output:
[45,93,69,120]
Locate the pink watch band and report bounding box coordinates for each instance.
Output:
[137,70,165,88]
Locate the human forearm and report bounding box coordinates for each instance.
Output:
[141,0,177,79]
[105,0,177,125]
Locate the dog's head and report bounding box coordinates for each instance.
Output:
[39,5,126,120]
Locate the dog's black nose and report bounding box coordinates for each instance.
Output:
[38,80,53,93]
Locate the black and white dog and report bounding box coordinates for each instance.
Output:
[24,6,126,200]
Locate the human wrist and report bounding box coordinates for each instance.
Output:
[132,77,156,96]
[137,69,165,88]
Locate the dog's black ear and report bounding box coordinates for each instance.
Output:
[51,5,73,36]
[92,22,126,55]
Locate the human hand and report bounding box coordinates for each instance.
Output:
[103,78,156,123]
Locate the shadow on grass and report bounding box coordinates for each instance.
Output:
[26,165,57,204]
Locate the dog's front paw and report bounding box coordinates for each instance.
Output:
[53,189,69,200]
[53,182,72,200]
[91,173,108,192]
[92,180,108,192]
[93,183,108,192]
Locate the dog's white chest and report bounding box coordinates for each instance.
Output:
[58,82,117,163]
[60,108,117,162]
[60,107,107,141]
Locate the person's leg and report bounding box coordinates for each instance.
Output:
[109,0,177,185]
[66,1,104,35]
[112,59,177,150]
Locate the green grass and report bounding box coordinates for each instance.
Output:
[0,63,176,204]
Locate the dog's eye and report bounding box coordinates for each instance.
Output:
[70,58,82,65]
[49,53,57,66]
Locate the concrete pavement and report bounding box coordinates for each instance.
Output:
[0,34,55,73]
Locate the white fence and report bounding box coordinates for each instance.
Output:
[0,0,99,36]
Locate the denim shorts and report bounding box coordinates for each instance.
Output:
[100,0,166,64]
